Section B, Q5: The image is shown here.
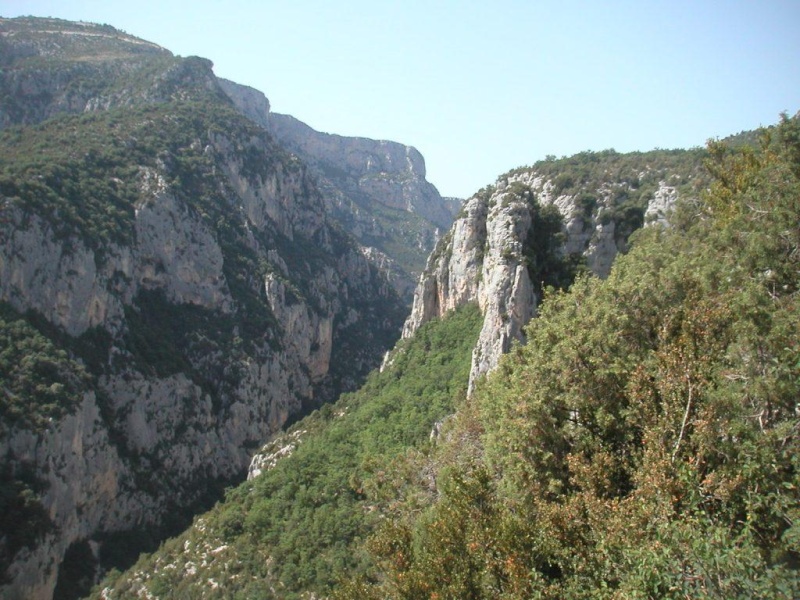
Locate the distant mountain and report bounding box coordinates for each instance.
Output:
[220,79,461,301]
[0,17,458,304]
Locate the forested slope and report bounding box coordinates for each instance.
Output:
[93,304,483,599]
[333,114,800,599]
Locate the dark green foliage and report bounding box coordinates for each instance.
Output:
[522,191,584,294]
[518,147,708,198]
[498,182,584,295]
[0,303,91,429]
[122,289,253,400]
[94,303,483,599]
[338,116,800,599]
[0,304,93,583]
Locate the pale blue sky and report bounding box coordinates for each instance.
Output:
[2,1,799,198]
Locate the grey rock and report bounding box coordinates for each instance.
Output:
[403,166,691,394]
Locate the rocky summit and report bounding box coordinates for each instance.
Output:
[221,78,461,302]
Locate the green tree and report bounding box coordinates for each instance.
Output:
[338,114,800,599]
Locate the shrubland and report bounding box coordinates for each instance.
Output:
[334,115,800,599]
[93,303,483,599]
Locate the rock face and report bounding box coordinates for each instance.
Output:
[221,78,461,301]
[0,17,408,600]
[0,18,229,128]
[403,156,701,392]
[270,113,453,228]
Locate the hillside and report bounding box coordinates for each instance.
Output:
[93,303,482,599]
[332,114,800,599]
[92,115,799,599]
[0,16,424,600]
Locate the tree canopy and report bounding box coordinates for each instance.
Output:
[335,115,800,599]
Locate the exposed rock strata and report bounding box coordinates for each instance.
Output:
[221,79,460,301]
[0,18,407,598]
[403,169,685,392]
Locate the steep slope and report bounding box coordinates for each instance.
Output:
[403,148,709,390]
[335,114,800,599]
[92,303,483,599]
[0,17,407,600]
[221,79,460,301]
[0,17,456,304]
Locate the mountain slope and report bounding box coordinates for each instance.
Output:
[0,17,410,600]
[403,147,709,391]
[92,303,483,599]
[334,114,800,599]
[96,117,800,600]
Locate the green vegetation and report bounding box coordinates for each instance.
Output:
[0,17,165,66]
[122,290,253,402]
[506,146,710,244]
[334,116,800,599]
[0,99,290,395]
[94,303,483,599]
[503,181,585,295]
[0,303,91,430]
[518,147,708,198]
[0,302,91,582]
[6,18,796,600]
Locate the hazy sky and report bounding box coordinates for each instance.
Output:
[3,1,799,198]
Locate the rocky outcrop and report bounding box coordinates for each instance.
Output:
[217,79,271,130]
[469,188,536,389]
[2,392,137,600]
[220,78,460,301]
[645,180,679,226]
[270,113,454,229]
[0,208,120,336]
[401,197,487,336]
[0,18,407,598]
[403,160,696,392]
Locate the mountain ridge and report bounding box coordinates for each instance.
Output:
[0,16,444,599]
[219,78,460,300]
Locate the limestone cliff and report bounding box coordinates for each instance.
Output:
[0,17,406,600]
[403,150,707,392]
[0,17,230,128]
[221,79,460,301]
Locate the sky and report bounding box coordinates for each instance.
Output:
[2,1,799,198]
